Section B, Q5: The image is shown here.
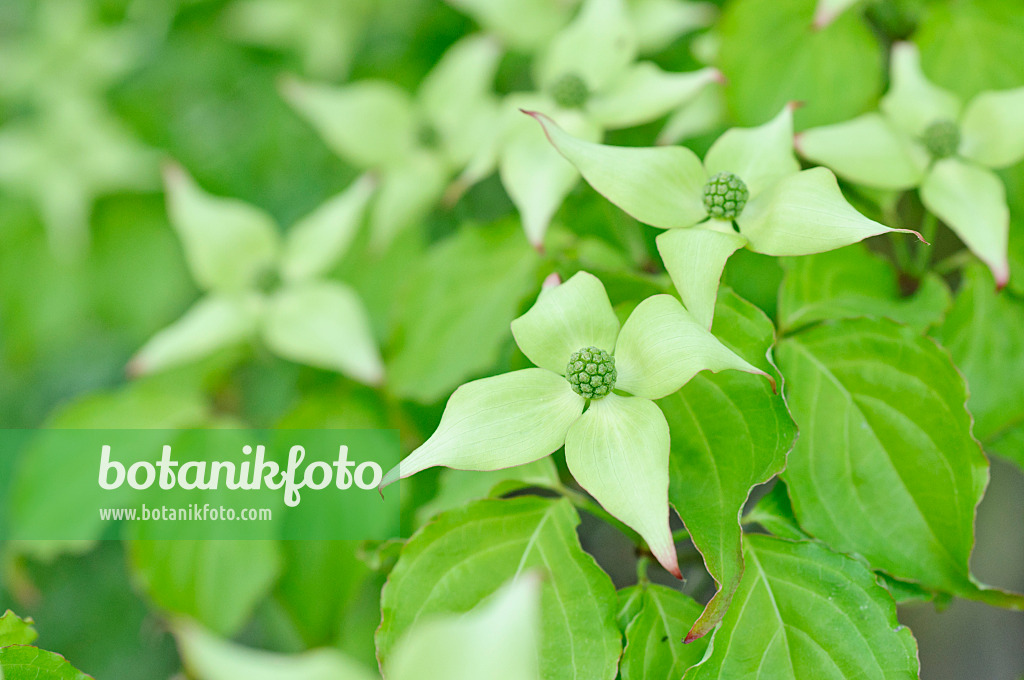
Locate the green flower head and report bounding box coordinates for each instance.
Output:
[380,271,772,578]
[798,42,1024,287]
[525,105,919,330]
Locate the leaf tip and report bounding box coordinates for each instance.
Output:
[542,272,562,290]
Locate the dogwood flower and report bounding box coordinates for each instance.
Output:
[527,105,919,329]
[380,271,772,577]
[129,164,383,385]
[279,34,502,250]
[485,0,721,248]
[797,42,1023,287]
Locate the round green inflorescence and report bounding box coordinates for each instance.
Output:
[922,119,960,160]
[550,73,590,109]
[566,346,616,399]
[702,171,749,220]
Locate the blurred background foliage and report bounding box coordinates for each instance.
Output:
[0,0,1022,678]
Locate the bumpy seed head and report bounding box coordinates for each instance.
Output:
[566,346,616,399]
[550,73,590,109]
[922,119,960,159]
[702,171,749,220]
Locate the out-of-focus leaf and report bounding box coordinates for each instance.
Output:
[388,224,540,402]
[377,497,621,680]
[718,0,883,129]
[777,243,951,333]
[686,535,919,679]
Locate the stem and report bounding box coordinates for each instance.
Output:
[912,211,938,275]
[891,231,914,273]
[672,527,690,543]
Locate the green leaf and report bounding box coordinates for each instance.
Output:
[618,584,710,680]
[717,0,883,129]
[525,111,707,229]
[659,290,795,640]
[128,540,282,636]
[587,65,719,131]
[262,281,384,385]
[777,318,1024,607]
[934,265,1024,453]
[387,575,542,680]
[511,271,621,375]
[163,164,281,294]
[916,0,1024,101]
[0,647,93,680]
[738,167,918,256]
[614,294,770,400]
[388,224,540,403]
[0,611,37,647]
[173,619,377,680]
[446,0,577,51]
[565,394,679,577]
[795,113,928,191]
[777,244,951,334]
[744,480,810,542]
[380,369,583,489]
[686,535,919,679]
[920,159,1010,287]
[535,0,636,94]
[377,496,621,680]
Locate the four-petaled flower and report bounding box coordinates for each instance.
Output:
[526,105,920,329]
[381,271,772,577]
[798,42,1024,287]
[130,164,383,385]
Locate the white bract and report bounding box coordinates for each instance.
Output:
[485,0,721,248]
[528,105,918,329]
[280,34,502,250]
[381,271,772,578]
[130,165,383,385]
[798,42,1024,287]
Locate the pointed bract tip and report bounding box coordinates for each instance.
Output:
[684,626,707,644]
[786,100,806,112]
[161,159,186,188]
[995,265,1010,291]
[907,228,928,245]
[530,239,547,255]
[125,357,145,380]
[542,272,562,290]
[812,9,836,30]
[378,464,401,496]
[793,131,806,156]
[710,68,728,86]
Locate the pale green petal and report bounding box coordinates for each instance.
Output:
[587,64,720,130]
[630,0,717,54]
[535,0,636,93]
[418,33,503,169]
[501,105,601,247]
[813,0,862,28]
[129,295,262,376]
[704,105,800,197]
[920,160,1010,287]
[164,164,280,293]
[880,42,962,137]
[614,294,769,400]
[511,271,620,374]
[262,281,384,385]
[737,167,920,256]
[656,228,746,329]
[280,78,418,168]
[796,113,928,190]
[280,174,375,283]
[445,0,578,51]
[368,152,449,251]
[526,111,706,229]
[380,369,584,488]
[959,87,1024,169]
[564,394,680,578]
[388,575,542,680]
[657,83,727,145]
[174,618,378,680]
